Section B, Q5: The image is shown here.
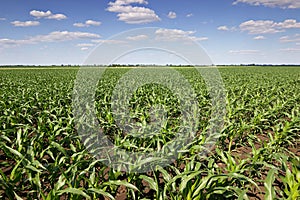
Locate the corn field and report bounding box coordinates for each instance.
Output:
[0,66,299,199]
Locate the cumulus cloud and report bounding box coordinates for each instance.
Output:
[116,11,160,24]
[277,19,300,28]
[74,20,102,27]
[126,34,148,41]
[239,20,281,34]
[107,0,160,24]
[30,10,67,20]
[229,50,261,55]
[155,28,208,42]
[32,31,100,42]
[239,19,300,34]
[73,23,86,28]
[155,28,194,41]
[217,26,230,31]
[30,10,52,18]
[167,11,177,19]
[11,21,40,27]
[233,0,300,9]
[86,20,101,26]
[0,31,100,48]
[253,35,266,40]
[0,18,6,21]
[47,14,67,20]
[279,34,300,43]
[186,13,193,17]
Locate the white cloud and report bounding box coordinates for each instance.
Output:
[155,28,207,42]
[0,31,100,48]
[167,11,177,19]
[186,13,193,17]
[217,26,230,31]
[280,34,300,43]
[233,0,300,9]
[73,23,86,27]
[111,0,149,6]
[32,31,100,42]
[253,35,266,40]
[0,18,6,21]
[279,36,290,42]
[276,19,300,28]
[107,0,160,24]
[47,14,67,20]
[240,20,281,34]
[126,34,148,41]
[239,19,300,34]
[77,43,97,51]
[86,20,101,26]
[30,10,52,18]
[116,11,160,24]
[217,25,237,31]
[77,43,95,47]
[11,21,40,27]
[197,37,209,41]
[74,20,102,27]
[91,39,127,44]
[280,48,300,52]
[155,28,194,41]
[0,38,33,48]
[229,50,261,55]
[30,10,67,20]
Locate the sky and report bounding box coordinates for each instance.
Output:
[0,0,300,65]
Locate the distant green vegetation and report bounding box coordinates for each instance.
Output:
[0,67,299,199]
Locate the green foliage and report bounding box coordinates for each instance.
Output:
[0,67,299,199]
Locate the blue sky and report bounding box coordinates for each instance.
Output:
[0,0,300,65]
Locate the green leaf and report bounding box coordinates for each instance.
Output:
[51,141,67,156]
[54,175,66,191]
[4,145,23,159]
[58,188,91,199]
[0,134,11,143]
[13,192,23,200]
[156,165,171,182]
[139,175,158,192]
[10,159,23,180]
[264,168,277,200]
[103,180,139,192]
[87,188,115,200]
[179,171,202,192]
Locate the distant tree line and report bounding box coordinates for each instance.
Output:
[1,64,300,68]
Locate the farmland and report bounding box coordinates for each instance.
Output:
[0,66,299,199]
